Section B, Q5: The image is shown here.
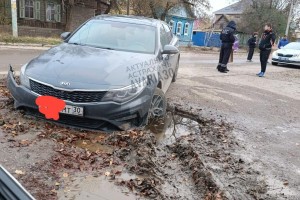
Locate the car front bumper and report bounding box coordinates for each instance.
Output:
[272,58,300,66]
[7,70,154,131]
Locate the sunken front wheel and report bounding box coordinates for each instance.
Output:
[148,88,167,120]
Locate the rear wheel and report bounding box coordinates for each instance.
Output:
[272,62,278,66]
[148,88,167,120]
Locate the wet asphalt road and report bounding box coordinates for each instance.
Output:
[0,46,300,199]
[0,47,44,73]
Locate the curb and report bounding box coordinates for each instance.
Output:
[0,43,54,50]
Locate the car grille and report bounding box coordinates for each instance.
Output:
[30,80,107,103]
[278,53,293,58]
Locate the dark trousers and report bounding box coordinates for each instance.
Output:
[260,49,272,73]
[247,47,255,60]
[218,46,232,69]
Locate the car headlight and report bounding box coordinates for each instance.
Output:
[20,64,30,88]
[102,79,147,103]
[272,52,278,57]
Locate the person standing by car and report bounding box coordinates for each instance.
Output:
[217,21,237,73]
[278,35,289,49]
[257,23,276,77]
[247,32,258,62]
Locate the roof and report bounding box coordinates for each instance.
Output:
[167,2,196,19]
[94,15,162,27]
[214,0,251,15]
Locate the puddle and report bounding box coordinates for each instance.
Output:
[58,175,136,200]
[74,134,114,154]
[75,140,114,154]
[147,112,200,144]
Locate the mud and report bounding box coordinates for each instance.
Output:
[0,77,271,200]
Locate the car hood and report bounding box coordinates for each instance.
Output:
[276,48,300,55]
[26,43,156,90]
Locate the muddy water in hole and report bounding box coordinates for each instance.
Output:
[147,112,200,144]
[66,113,200,200]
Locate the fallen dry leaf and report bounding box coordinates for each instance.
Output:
[63,173,69,178]
[283,181,289,186]
[15,170,25,175]
[105,171,110,176]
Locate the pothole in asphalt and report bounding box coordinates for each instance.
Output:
[147,112,200,144]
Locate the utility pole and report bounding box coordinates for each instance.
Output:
[285,0,294,36]
[11,0,18,37]
[127,0,130,15]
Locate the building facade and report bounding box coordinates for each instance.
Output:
[165,3,195,46]
[0,0,108,37]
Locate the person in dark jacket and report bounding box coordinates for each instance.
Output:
[278,35,289,49]
[217,21,236,73]
[257,23,276,77]
[247,32,258,62]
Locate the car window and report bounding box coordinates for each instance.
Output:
[160,25,171,48]
[68,20,156,54]
[283,42,300,50]
[162,24,173,41]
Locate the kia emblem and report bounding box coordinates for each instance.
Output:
[60,81,70,86]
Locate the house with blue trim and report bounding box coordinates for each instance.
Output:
[165,3,195,46]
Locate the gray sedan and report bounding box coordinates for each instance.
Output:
[7,15,180,130]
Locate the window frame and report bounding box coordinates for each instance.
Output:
[24,0,34,19]
[176,22,182,36]
[184,22,189,36]
[169,20,174,33]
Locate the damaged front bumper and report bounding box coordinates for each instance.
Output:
[7,68,153,131]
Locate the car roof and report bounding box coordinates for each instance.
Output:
[93,15,163,27]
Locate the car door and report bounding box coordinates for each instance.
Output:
[159,24,179,93]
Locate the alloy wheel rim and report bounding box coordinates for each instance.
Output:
[149,94,164,119]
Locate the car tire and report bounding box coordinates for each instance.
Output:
[272,62,278,66]
[172,59,179,83]
[148,88,167,120]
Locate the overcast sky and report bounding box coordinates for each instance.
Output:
[209,0,238,13]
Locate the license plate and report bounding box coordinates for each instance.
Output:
[60,105,84,116]
[279,57,289,61]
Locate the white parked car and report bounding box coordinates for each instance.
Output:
[272,42,300,66]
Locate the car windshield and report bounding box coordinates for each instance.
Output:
[68,19,156,54]
[283,42,300,50]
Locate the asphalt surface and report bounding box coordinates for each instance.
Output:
[0,46,300,199]
[167,52,300,198]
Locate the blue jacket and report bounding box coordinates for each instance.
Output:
[278,39,289,49]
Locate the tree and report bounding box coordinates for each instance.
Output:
[130,0,210,20]
[239,0,299,35]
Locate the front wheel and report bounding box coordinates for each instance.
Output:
[148,88,167,120]
[272,62,278,66]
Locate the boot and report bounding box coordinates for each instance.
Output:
[217,65,221,71]
[219,67,227,73]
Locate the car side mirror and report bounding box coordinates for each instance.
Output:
[162,45,179,55]
[60,32,71,40]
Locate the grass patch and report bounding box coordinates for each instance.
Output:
[0,33,62,45]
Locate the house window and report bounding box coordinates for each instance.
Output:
[19,0,40,20]
[169,20,174,32]
[25,0,34,18]
[46,2,61,22]
[184,22,189,35]
[46,3,55,21]
[176,22,182,36]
